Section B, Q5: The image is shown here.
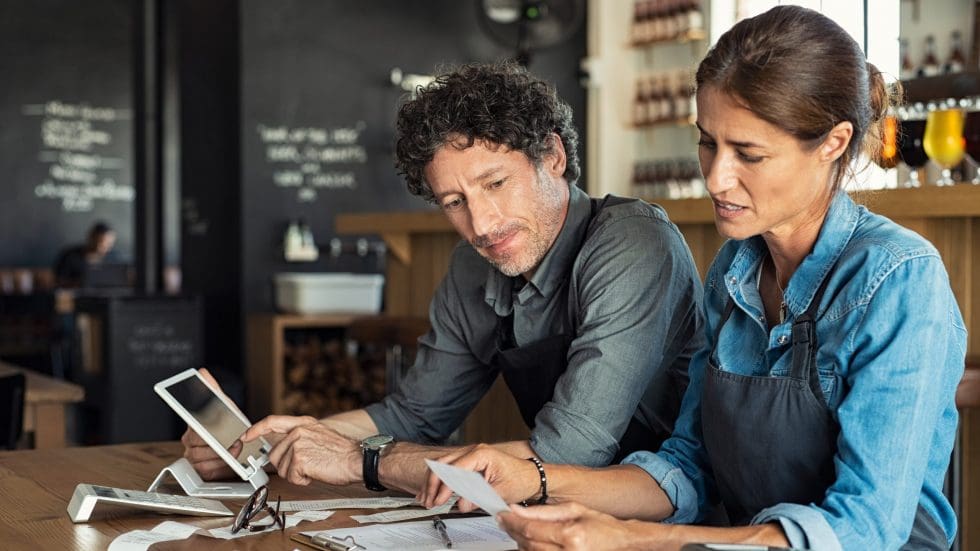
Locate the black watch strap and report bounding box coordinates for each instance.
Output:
[363,447,386,491]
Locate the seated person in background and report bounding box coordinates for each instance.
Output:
[184,61,705,494]
[420,7,965,551]
[52,221,117,288]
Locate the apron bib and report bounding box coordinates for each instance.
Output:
[701,268,946,549]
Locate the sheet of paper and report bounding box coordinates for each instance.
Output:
[424,459,509,516]
[351,497,457,523]
[302,516,515,551]
[279,496,417,512]
[107,510,334,550]
[107,522,200,551]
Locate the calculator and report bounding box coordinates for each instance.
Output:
[67,483,234,522]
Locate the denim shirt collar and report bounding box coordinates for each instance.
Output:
[484,185,590,316]
[724,191,860,319]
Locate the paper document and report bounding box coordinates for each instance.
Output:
[351,496,458,523]
[279,496,417,512]
[107,511,333,550]
[424,459,509,516]
[300,516,515,550]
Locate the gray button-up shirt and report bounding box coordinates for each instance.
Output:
[365,186,705,466]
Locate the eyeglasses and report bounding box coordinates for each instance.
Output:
[231,485,286,534]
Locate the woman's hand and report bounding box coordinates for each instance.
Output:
[418,444,541,512]
[498,502,650,551]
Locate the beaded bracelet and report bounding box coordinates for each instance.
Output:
[520,456,548,506]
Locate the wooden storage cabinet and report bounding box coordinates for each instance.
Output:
[246,313,359,419]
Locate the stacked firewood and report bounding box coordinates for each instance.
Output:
[281,331,387,418]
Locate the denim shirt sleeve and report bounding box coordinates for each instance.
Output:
[365,261,498,444]
[802,255,965,549]
[532,215,704,466]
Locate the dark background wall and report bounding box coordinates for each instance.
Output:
[0,0,135,267]
[0,0,587,383]
[237,0,588,315]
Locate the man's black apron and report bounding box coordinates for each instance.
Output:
[701,266,948,549]
[491,196,670,463]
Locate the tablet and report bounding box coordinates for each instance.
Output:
[155,368,271,482]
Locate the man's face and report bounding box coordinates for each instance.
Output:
[424,137,570,278]
[94,231,116,256]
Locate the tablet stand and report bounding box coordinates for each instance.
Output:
[148,457,269,499]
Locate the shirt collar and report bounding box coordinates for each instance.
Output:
[725,191,860,317]
[484,185,590,313]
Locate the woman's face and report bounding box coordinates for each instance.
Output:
[696,86,842,244]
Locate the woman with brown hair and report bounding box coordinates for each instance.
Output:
[419,6,965,550]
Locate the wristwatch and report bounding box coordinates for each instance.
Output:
[360,434,394,491]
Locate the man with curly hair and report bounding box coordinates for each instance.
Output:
[183,62,704,496]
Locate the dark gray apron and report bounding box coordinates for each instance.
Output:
[492,196,671,463]
[702,268,948,549]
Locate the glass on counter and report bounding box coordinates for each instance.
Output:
[922,99,965,186]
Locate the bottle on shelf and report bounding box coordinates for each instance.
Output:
[686,0,704,35]
[673,71,691,121]
[654,0,667,41]
[899,38,915,81]
[645,75,663,124]
[945,30,966,74]
[631,1,648,45]
[917,35,941,78]
[633,78,650,126]
[657,74,674,121]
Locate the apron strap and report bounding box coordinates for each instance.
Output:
[789,268,836,404]
[709,298,737,367]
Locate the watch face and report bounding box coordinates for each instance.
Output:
[362,434,394,449]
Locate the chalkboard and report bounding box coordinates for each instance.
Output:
[0,1,134,267]
[237,0,587,313]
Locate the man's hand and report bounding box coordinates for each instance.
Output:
[418,444,541,512]
[242,415,361,486]
[498,502,649,551]
[181,426,241,480]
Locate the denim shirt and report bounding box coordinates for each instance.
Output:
[367,186,704,466]
[624,192,966,550]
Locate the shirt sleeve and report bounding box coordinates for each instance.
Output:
[530,215,705,466]
[620,258,728,523]
[792,255,964,549]
[365,258,498,444]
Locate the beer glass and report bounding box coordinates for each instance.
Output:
[923,102,965,186]
[960,96,980,184]
[876,109,899,170]
[897,104,929,188]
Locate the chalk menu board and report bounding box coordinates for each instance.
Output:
[238,0,586,312]
[0,1,134,266]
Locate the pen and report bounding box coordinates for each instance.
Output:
[432,515,453,548]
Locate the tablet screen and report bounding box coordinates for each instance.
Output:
[166,375,266,468]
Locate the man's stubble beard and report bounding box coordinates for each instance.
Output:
[478,168,565,278]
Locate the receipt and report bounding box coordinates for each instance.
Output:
[278,496,417,512]
[423,459,509,515]
[351,496,458,523]
[107,511,334,550]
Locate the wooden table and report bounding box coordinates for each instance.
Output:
[0,441,418,550]
[0,361,84,448]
